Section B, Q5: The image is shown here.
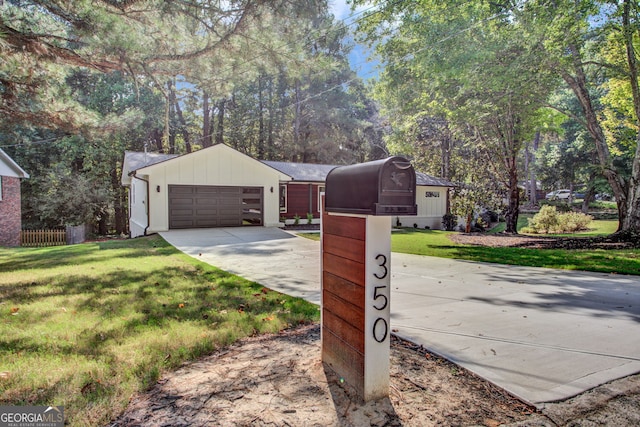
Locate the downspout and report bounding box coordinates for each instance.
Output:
[130,171,151,236]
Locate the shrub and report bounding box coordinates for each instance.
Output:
[525,206,593,234]
[306,213,313,225]
[561,211,593,233]
[442,213,457,231]
[526,205,559,234]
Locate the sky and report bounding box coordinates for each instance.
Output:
[328,0,380,80]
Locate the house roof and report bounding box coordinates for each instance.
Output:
[124,150,178,172]
[261,161,337,182]
[121,151,178,185]
[0,148,29,178]
[263,160,455,187]
[415,171,455,187]
[121,146,454,188]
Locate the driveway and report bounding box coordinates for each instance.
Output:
[160,227,640,408]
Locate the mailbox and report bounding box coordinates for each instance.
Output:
[325,156,417,216]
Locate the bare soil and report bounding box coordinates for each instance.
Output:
[109,324,537,427]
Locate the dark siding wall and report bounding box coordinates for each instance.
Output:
[282,183,322,219]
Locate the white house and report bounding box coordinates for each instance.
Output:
[122,144,454,237]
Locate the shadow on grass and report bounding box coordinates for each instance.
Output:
[0,237,177,273]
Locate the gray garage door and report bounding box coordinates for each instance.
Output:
[168,185,263,229]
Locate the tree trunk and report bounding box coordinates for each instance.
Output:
[111,167,126,234]
[530,131,540,206]
[293,80,301,162]
[505,171,520,233]
[562,44,628,230]
[215,99,225,145]
[202,90,212,147]
[257,74,265,159]
[620,0,640,234]
[174,92,191,153]
[167,79,176,154]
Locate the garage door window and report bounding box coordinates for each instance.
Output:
[242,188,263,225]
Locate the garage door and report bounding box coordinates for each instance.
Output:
[168,185,263,229]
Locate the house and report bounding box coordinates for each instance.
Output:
[0,148,29,247]
[262,160,455,230]
[122,143,454,238]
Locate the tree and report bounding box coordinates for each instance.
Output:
[520,0,640,235]
[353,0,555,232]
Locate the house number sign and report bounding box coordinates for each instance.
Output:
[363,215,392,400]
[372,253,389,343]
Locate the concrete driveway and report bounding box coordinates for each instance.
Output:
[160,227,640,408]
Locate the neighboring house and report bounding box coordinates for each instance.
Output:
[122,143,454,238]
[0,148,29,247]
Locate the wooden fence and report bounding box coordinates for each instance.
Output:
[21,225,88,247]
[21,229,67,247]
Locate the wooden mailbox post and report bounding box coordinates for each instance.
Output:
[321,157,417,401]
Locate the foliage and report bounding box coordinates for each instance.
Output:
[352,0,558,233]
[521,205,593,234]
[441,213,457,231]
[450,183,505,232]
[0,235,319,426]
[1,1,380,232]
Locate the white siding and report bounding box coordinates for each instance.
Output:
[129,175,149,238]
[397,185,449,230]
[137,144,289,232]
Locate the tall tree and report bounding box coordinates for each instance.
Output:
[353,1,556,232]
[520,0,640,235]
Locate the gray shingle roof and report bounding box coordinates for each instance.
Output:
[121,149,455,188]
[415,171,455,187]
[263,160,454,187]
[261,161,337,182]
[124,151,178,171]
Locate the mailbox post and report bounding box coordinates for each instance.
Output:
[321,157,416,402]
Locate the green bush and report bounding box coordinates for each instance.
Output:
[523,205,593,234]
[442,213,457,231]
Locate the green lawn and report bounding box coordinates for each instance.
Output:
[300,219,639,275]
[0,236,319,426]
[390,228,640,275]
[488,214,619,236]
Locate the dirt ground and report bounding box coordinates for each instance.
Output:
[110,324,536,427]
[109,233,640,426]
[109,324,640,427]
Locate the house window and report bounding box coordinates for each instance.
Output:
[279,184,287,213]
[317,185,325,212]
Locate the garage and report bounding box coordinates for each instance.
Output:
[168,185,263,229]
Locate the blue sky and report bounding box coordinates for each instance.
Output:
[329,0,380,80]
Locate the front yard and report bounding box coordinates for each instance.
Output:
[0,236,319,426]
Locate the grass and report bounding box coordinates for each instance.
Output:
[390,228,640,275]
[488,214,619,236]
[0,235,319,426]
[299,219,640,275]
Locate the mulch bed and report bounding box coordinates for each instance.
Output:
[448,232,639,250]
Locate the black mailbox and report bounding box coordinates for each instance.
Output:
[325,156,417,216]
